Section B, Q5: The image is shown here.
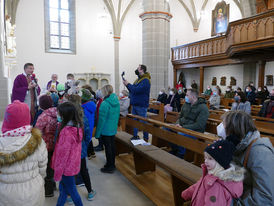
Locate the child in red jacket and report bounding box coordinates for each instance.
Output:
[181,140,244,206]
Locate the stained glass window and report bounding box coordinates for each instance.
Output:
[46,0,75,53]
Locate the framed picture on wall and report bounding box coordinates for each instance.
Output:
[266,75,273,86]
[211,1,230,36]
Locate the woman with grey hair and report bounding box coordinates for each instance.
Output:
[218,111,274,205]
[119,90,130,117]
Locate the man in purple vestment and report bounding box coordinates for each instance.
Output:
[11,63,41,123]
[46,74,59,93]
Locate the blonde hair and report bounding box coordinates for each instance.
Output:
[101,85,113,97]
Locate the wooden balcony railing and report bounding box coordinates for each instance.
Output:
[172,10,274,64]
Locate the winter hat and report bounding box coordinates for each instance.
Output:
[51,93,59,107]
[2,100,31,133]
[205,139,236,169]
[57,84,65,91]
[39,94,53,110]
[81,88,92,102]
[96,89,103,99]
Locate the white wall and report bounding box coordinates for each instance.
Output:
[14,0,245,94]
[168,0,243,87]
[265,61,274,91]
[204,64,244,93]
[15,0,142,94]
[119,0,142,91]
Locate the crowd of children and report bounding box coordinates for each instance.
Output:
[0,73,122,206]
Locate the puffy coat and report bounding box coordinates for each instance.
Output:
[51,126,83,181]
[231,131,274,205]
[157,93,168,104]
[176,98,209,132]
[0,127,47,206]
[182,164,244,206]
[35,107,57,152]
[82,115,91,159]
[127,72,151,108]
[95,93,120,138]
[119,97,130,117]
[82,100,96,135]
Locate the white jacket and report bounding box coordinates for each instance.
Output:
[0,128,48,206]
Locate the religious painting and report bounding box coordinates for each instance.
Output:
[220,76,226,86]
[211,1,230,36]
[230,76,236,86]
[212,77,217,86]
[266,75,273,86]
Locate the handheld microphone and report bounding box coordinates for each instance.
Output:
[32,74,37,84]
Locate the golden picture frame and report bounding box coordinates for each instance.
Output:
[211,1,230,36]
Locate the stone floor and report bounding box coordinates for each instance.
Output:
[44,139,155,206]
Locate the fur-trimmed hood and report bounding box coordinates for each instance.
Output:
[216,164,245,182]
[0,128,42,167]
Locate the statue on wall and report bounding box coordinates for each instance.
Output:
[178,71,186,88]
[220,76,226,86]
[230,76,237,86]
[212,77,217,86]
[5,15,17,56]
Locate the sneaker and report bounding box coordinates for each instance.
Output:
[130,136,140,140]
[88,152,96,159]
[76,183,85,187]
[100,167,115,174]
[87,190,96,201]
[67,197,73,205]
[94,145,104,151]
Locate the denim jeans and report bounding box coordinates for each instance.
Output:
[171,132,197,156]
[56,175,83,206]
[132,106,148,140]
[163,127,196,157]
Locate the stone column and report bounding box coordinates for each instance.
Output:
[114,37,120,94]
[199,66,204,94]
[0,0,10,119]
[140,0,172,98]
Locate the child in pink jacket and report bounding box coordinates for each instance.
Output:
[181,139,244,206]
[51,102,83,206]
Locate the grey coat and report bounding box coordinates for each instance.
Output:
[233,131,274,205]
[209,94,220,109]
[119,97,130,117]
[231,101,251,114]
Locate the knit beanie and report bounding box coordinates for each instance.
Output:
[57,84,65,91]
[51,93,59,107]
[39,95,53,110]
[81,88,92,102]
[2,100,31,133]
[205,139,236,169]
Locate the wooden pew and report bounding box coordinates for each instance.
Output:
[206,116,274,145]
[147,102,165,122]
[115,115,209,206]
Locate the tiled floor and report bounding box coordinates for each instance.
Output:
[44,139,155,206]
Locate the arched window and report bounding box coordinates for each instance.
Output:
[45,0,76,53]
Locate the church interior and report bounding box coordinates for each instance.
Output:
[0,0,273,206]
